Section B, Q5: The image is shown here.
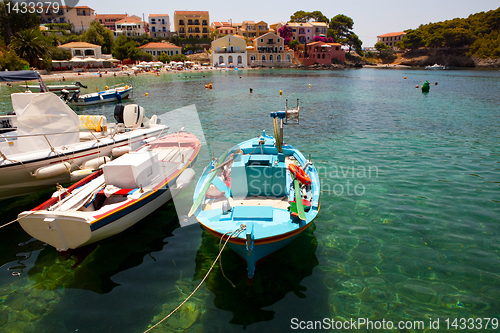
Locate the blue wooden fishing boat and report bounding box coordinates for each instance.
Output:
[190,102,320,278]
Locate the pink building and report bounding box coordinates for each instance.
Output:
[295,41,346,66]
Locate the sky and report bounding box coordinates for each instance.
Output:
[81,0,499,47]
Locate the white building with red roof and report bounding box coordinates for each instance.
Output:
[377,32,406,48]
[139,42,182,59]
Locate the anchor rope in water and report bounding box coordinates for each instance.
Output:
[143,224,246,333]
[0,210,37,229]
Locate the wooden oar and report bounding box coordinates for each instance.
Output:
[188,149,229,217]
[293,178,306,220]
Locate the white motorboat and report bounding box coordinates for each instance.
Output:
[425,64,445,70]
[0,93,167,200]
[18,131,201,251]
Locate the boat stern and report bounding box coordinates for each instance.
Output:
[18,211,92,252]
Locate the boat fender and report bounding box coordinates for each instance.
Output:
[69,169,94,182]
[32,162,71,180]
[111,146,131,157]
[288,164,311,186]
[81,156,110,170]
[176,168,195,189]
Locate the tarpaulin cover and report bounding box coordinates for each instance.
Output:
[12,93,80,153]
[0,70,39,82]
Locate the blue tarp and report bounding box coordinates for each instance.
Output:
[0,70,39,82]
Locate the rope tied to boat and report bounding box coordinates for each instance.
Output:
[143,224,246,333]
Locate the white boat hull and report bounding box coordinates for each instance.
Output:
[18,131,201,251]
[19,186,173,251]
[0,125,166,200]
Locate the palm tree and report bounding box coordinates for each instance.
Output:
[10,29,49,67]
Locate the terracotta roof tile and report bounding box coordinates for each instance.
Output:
[58,42,101,48]
[377,32,406,37]
[139,42,181,49]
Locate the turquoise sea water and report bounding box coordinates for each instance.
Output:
[0,68,499,332]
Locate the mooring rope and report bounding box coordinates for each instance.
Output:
[143,224,246,333]
[0,210,37,230]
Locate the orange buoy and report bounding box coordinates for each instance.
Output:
[415,85,419,88]
[404,76,406,79]
[288,164,311,185]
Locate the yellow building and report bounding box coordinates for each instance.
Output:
[238,20,269,38]
[174,11,209,39]
[211,35,247,67]
[246,32,294,67]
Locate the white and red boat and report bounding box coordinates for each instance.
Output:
[18,131,201,252]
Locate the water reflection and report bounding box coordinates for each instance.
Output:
[27,202,181,294]
[195,223,318,328]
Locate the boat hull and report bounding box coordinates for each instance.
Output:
[18,131,201,251]
[68,87,132,106]
[0,125,166,200]
[193,133,321,278]
[19,187,173,251]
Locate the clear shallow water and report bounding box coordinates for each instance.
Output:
[0,68,499,332]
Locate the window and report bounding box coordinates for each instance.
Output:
[286,54,291,62]
[228,56,233,63]
[219,56,223,63]
[217,46,220,52]
[238,56,242,64]
[277,54,281,62]
[269,54,273,62]
[228,37,231,42]
[260,38,263,43]
[261,54,266,61]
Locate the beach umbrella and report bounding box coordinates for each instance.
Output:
[70,57,85,62]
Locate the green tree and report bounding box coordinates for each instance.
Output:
[50,47,72,60]
[290,10,329,23]
[374,42,389,51]
[0,1,40,45]
[309,11,329,23]
[139,52,153,62]
[399,29,424,49]
[329,14,354,43]
[112,35,141,61]
[10,29,49,67]
[379,48,397,63]
[158,52,170,63]
[347,32,363,55]
[171,54,189,62]
[288,40,301,50]
[0,49,30,70]
[81,21,114,54]
[290,10,309,23]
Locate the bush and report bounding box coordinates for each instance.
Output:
[0,50,30,71]
[171,54,189,62]
[139,52,153,62]
[50,47,72,60]
[157,53,170,63]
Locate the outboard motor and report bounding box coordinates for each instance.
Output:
[69,89,80,103]
[75,81,88,89]
[60,89,70,102]
[114,104,144,128]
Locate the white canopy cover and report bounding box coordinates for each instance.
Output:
[11,93,80,153]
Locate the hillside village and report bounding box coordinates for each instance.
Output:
[1,4,499,71]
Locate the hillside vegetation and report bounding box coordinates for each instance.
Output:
[399,7,500,58]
